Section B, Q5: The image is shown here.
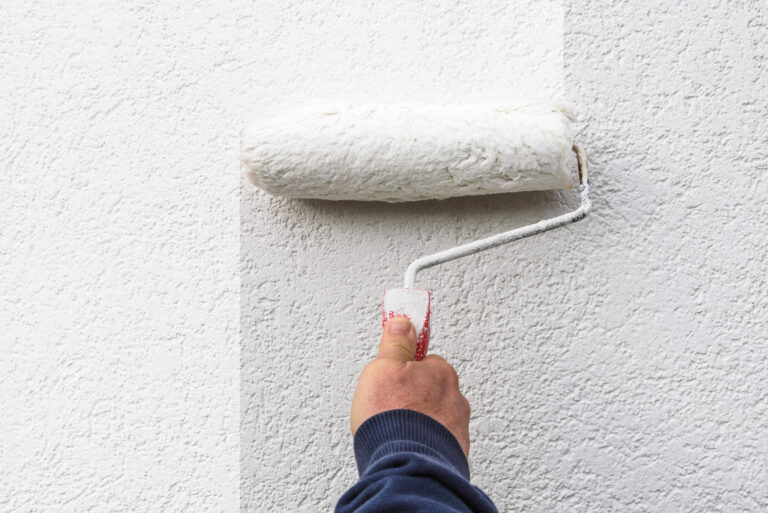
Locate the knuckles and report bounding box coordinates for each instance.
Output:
[424,354,460,388]
[358,355,470,424]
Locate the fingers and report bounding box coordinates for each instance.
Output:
[421,354,471,455]
[377,316,417,361]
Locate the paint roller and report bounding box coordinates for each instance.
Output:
[242,101,591,359]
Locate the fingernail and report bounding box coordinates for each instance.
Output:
[387,317,411,336]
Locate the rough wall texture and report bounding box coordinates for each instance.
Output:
[3,0,766,512]
[243,1,768,512]
[2,1,239,511]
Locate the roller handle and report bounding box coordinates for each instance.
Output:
[382,288,431,361]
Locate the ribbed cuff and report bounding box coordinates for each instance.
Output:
[353,409,469,480]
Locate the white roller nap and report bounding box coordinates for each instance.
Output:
[241,101,575,202]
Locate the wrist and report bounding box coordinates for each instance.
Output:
[353,408,470,480]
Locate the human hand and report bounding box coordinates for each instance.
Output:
[350,316,471,455]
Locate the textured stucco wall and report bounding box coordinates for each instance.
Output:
[2,2,240,511]
[242,1,768,512]
[4,0,767,512]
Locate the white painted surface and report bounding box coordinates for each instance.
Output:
[243,1,768,512]
[1,1,239,511]
[3,0,767,512]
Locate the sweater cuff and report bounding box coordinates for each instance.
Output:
[353,409,470,480]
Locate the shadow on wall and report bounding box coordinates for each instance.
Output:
[252,187,584,236]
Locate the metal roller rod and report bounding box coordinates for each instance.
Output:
[404,144,591,289]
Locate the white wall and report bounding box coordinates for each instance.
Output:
[2,2,240,511]
[3,1,767,512]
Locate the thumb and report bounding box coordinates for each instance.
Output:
[378,316,417,361]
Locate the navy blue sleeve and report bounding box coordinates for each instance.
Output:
[335,409,498,513]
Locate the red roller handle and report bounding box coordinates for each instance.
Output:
[382,288,431,361]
